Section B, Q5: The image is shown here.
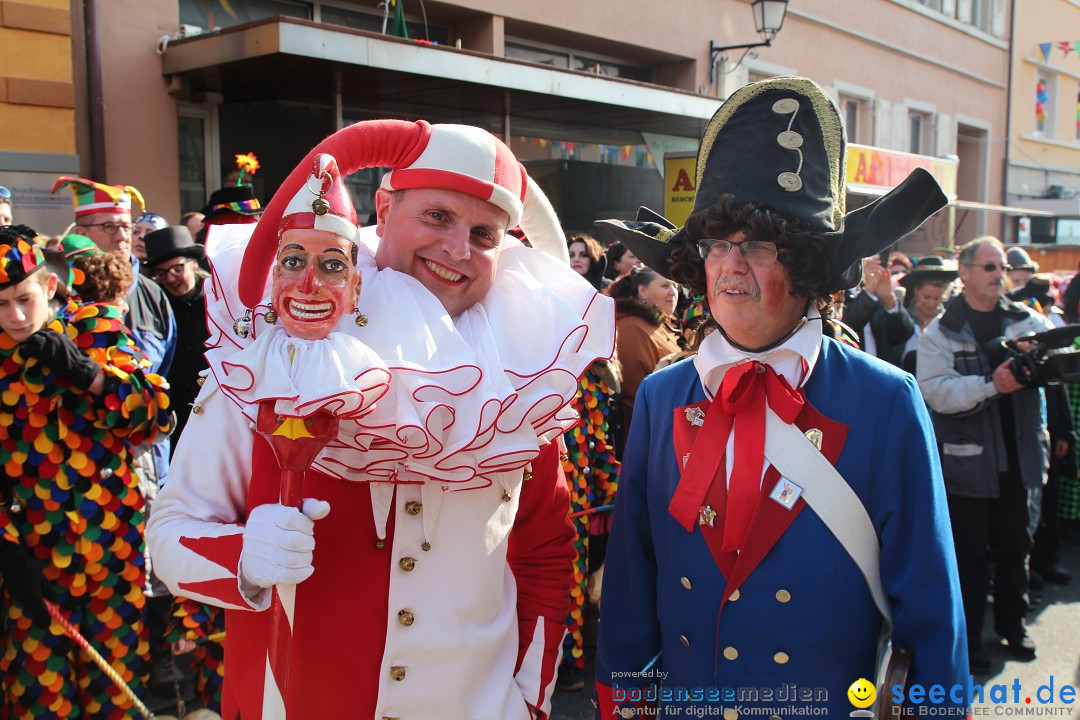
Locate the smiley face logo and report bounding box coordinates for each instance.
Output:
[847,678,876,709]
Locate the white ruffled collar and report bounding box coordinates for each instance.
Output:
[202,224,615,490]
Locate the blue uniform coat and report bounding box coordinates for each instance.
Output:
[597,338,968,718]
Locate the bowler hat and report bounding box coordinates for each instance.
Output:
[898,255,959,292]
[144,226,205,268]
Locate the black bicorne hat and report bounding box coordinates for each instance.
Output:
[595,77,948,293]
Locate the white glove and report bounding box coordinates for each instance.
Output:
[238,498,331,590]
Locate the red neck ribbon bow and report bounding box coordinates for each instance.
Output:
[716,361,804,551]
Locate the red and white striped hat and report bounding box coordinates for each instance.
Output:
[239,119,564,308]
[278,154,357,243]
[378,123,526,228]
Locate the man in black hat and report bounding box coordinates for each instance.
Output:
[144,225,211,444]
[593,77,967,718]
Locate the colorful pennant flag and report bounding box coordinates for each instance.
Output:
[1039,42,1053,63]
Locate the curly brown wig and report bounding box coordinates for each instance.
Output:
[72,252,134,304]
[669,195,835,317]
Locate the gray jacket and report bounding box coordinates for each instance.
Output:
[917,295,1051,497]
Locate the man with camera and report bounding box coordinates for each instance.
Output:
[917,235,1052,673]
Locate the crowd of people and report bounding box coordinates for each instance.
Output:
[0,75,1075,719]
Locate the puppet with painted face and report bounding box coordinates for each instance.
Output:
[213,155,390,423]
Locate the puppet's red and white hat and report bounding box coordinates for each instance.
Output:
[239,119,564,308]
[278,154,357,242]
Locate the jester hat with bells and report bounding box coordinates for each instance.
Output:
[50,177,145,218]
[237,119,567,310]
[595,77,948,294]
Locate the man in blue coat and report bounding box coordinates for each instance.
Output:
[593,77,969,719]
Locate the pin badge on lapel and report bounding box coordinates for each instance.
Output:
[698,504,717,527]
[769,478,803,510]
[685,406,705,427]
[804,427,823,450]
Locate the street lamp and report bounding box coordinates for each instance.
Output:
[709,0,789,84]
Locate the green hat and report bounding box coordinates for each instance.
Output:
[59,233,104,259]
[595,77,948,293]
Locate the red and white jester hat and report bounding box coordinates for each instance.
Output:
[239,119,567,308]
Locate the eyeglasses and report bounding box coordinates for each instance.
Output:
[78,221,132,235]
[963,262,1012,273]
[150,260,188,281]
[697,238,779,264]
[0,186,10,201]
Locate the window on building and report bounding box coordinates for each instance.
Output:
[840,95,865,144]
[179,0,310,31]
[505,41,652,82]
[1076,90,1079,142]
[177,103,219,215]
[914,0,943,10]
[505,42,570,69]
[909,111,933,154]
[1035,72,1055,138]
[970,0,993,33]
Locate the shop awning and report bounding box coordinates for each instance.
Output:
[846,184,1054,217]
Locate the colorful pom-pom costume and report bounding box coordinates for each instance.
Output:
[0,299,172,718]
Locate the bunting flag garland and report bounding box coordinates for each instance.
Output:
[1038,40,1080,63]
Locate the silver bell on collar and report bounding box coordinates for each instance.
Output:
[233,309,253,339]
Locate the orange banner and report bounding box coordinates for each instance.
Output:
[845,144,957,196]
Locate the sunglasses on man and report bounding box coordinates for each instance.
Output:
[963,262,1012,273]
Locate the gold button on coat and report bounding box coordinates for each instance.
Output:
[679,635,690,646]
[397,610,414,626]
[399,557,416,572]
[680,577,692,590]
[723,646,738,660]
[773,651,790,664]
[404,501,421,516]
[390,666,406,681]
[728,589,741,601]
[775,589,791,603]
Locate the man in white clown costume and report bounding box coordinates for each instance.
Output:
[147,120,614,719]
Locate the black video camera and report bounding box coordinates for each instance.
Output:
[994,324,1080,388]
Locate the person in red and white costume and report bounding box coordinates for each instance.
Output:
[147,121,615,720]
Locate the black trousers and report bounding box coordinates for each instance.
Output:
[947,471,1032,649]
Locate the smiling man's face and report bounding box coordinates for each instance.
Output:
[373,188,509,318]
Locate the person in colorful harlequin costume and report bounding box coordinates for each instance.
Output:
[148,121,615,720]
[0,225,172,718]
[593,77,969,718]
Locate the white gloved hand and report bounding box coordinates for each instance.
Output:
[238,498,331,590]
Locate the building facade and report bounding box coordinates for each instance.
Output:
[1004,0,1080,251]
[1,0,1027,250]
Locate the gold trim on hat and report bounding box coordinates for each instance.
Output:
[694,77,845,227]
